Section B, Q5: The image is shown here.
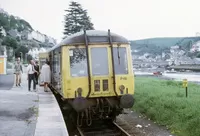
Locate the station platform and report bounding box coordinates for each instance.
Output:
[0,72,68,136]
[34,86,68,136]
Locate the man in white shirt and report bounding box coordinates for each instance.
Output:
[27,60,37,91]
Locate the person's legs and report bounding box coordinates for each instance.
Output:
[18,73,21,86]
[35,74,39,85]
[28,74,31,91]
[16,73,19,86]
[33,74,36,90]
[44,82,48,92]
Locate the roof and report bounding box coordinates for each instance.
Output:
[48,30,129,52]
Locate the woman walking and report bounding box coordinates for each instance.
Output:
[40,60,51,92]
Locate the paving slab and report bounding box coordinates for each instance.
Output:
[34,88,69,136]
[0,71,68,136]
[0,73,39,136]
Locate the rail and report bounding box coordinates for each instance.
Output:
[76,121,131,136]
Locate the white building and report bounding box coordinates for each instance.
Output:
[31,31,45,43]
[28,47,47,60]
[190,41,200,52]
[48,36,56,44]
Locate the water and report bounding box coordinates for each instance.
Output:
[163,73,200,82]
[135,71,200,82]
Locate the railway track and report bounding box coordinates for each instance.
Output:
[51,88,132,136]
[76,121,131,136]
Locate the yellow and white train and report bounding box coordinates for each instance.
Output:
[39,30,135,126]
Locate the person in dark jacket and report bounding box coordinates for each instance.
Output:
[34,61,40,85]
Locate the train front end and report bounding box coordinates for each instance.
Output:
[60,30,134,126]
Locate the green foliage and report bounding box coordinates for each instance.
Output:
[0,27,3,38]
[134,77,200,136]
[0,13,10,31]
[0,13,33,32]
[27,54,33,62]
[2,36,18,49]
[15,45,29,60]
[63,1,94,37]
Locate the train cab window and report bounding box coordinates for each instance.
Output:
[113,47,128,74]
[69,48,88,77]
[91,47,109,76]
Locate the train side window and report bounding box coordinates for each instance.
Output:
[113,47,128,75]
[91,47,109,76]
[53,53,58,72]
[69,48,88,77]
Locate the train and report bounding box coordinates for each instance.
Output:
[38,29,135,127]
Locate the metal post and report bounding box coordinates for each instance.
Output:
[20,52,23,62]
[84,30,91,98]
[108,29,118,97]
[186,87,188,98]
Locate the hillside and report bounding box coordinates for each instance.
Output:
[0,8,56,61]
[0,12,33,32]
[130,37,200,55]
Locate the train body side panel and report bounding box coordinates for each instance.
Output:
[61,46,68,98]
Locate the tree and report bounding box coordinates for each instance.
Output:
[2,36,18,49]
[15,45,29,60]
[0,28,3,38]
[63,1,94,37]
[27,54,33,62]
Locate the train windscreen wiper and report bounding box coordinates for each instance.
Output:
[117,46,121,65]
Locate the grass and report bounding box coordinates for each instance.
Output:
[133,77,200,136]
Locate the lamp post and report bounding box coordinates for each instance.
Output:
[25,53,28,64]
[19,52,23,63]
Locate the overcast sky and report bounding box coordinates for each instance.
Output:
[1,0,200,42]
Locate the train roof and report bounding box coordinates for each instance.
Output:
[48,30,129,52]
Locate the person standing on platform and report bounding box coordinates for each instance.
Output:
[40,60,51,92]
[27,60,37,91]
[14,57,23,86]
[34,61,40,85]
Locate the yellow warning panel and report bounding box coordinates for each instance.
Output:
[0,58,4,74]
[182,79,188,88]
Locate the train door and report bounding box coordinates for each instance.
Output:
[89,46,114,96]
[112,44,134,95]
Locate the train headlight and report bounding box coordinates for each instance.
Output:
[119,85,125,94]
[103,79,108,91]
[94,80,100,92]
[77,87,83,97]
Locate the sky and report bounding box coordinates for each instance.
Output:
[1,0,200,43]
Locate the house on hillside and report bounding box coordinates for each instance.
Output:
[21,30,32,40]
[190,40,200,52]
[31,31,45,43]
[7,29,20,39]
